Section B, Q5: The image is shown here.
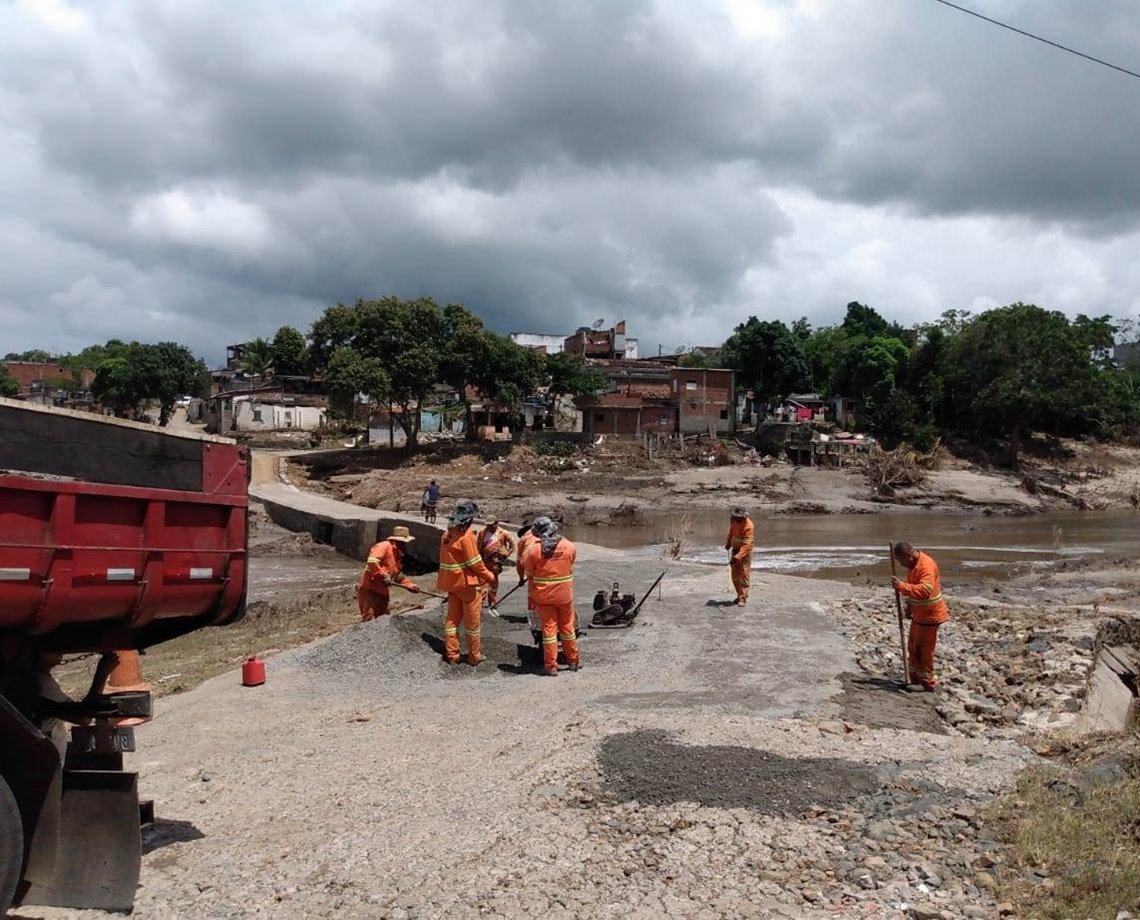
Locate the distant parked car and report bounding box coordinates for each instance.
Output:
[176,396,192,408]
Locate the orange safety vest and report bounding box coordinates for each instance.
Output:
[516,533,539,582]
[437,527,494,592]
[896,551,950,625]
[726,518,755,560]
[360,540,414,591]
[521,537,576,606]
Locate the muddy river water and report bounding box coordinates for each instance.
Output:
[562,509,1140,582]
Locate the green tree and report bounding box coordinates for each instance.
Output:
[91,342,209,425]
[720,318,810,400]
[3,349,52,363]
[61,340,130,389]
[308,304,360,371]
[546,352,604,400]
[0,365,18,398]
[945,304,1104,467]
[473,334,546,412]
[240,338,273,381]
[438,303,493,437]
[678,349,719,369]
[323,347,388,419]
[270,326,309,376]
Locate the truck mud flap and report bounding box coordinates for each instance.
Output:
[19,770,140,912]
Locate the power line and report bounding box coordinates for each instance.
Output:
[927,0,1140,82]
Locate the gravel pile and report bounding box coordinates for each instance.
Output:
[600,730,879,813]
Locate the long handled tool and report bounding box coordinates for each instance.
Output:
[393,582,446,600]
[495,578,526,607]
[888,543,908,686]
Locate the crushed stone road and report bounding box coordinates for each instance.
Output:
[24,553,1036,920]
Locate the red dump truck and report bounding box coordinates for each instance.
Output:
[0,397,248,911]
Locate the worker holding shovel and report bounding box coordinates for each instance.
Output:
[890,541,950,692]
[358,526,421,621]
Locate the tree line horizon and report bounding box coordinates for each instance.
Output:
[4,298,1137,465]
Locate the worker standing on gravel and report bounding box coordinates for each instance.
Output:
[478,516,515,617]
[891,542,950,692]
[438,500,495,665]
[521,518,580,676]
[725,506,755,607]
[358,526,420,621]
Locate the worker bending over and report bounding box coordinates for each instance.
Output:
[725,506,755,607]
[438,500,495,665]
[521,518,580,676]
[478,516,516,617]
[358,526,420,621]
[891,541,950,692]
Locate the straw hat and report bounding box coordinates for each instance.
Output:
[388,525,415,543]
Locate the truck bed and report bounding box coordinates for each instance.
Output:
[0,398,249,650]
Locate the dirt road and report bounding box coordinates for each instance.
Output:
[24,553,1035,920]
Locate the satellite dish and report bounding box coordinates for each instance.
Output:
[593,318,605,330]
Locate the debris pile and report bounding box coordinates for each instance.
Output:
[840,597,1099,737]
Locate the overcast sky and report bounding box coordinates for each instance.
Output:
[3,0,1140,363]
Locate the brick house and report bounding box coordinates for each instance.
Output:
[671,368,736,435]
[4,361,94,397]
[575,362,737,437]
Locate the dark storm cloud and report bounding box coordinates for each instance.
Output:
[1,0,1139,358]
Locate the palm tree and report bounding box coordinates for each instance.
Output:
[241,338,273,382]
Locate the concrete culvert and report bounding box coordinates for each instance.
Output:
[599,729,879,814]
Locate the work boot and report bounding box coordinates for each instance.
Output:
[443,656,460,666]
[466,653,485,667]
[569,663,581,672]
[544,668,559,677]
[904,683,929,693]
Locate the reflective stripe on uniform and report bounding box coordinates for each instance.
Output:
[558,633,576,641]
[532,575,573,584]
[541,636,558,644]
[730,538,754,546]
[466,627,481,637]
[367,556,380,564]
[907,594,945,606]
[439,554,484,571]
[443,626,459,636]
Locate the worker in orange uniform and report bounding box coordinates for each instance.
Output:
[437,500,495,665]
[478,516,516,617]
[891,541,950,692]
[358,526,420,621]
[725,506,755,607]
[521,518,580,677]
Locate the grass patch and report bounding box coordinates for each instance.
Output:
[991,743,1140,919]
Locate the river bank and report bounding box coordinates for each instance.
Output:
[285,437,1140,526]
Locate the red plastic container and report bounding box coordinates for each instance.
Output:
[242,657,266,687]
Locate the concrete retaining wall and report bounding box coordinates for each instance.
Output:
[1073,617,1140,735]
[252,482,444,565]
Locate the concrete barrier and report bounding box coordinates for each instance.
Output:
[251,481,444,564]
[1073,618,1140,735]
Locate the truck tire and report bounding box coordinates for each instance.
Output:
[0,775,21,910]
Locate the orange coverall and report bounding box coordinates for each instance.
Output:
[521,537,580,673]
[478,525,516,608]
[895,550,950,689]
[725,517,755,604]
[437,527,494,664]
[358,540,416,621]
[516,532,540,611]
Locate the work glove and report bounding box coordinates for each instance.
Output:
[890,576,902,591]
[406,583,420,594]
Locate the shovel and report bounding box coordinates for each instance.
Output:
[889,543,909,686]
